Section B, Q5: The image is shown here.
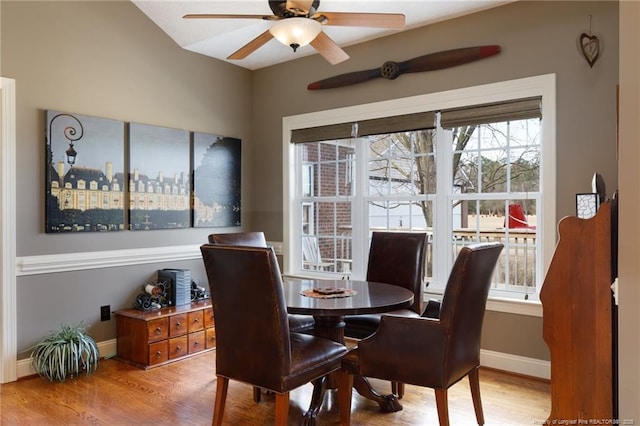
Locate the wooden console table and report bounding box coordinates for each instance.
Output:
[540,200,617,420]
[114,300,215,369]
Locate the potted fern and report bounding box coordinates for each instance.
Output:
[30,321,99,382]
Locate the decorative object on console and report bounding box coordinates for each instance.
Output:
[45,110,125,233]
[193,132,242,228]
[576,193,599,219]
[158,268,192,306]
[30,321,99,382]
[133,281,169,311]
[576,173,607,219]
[190,281,210,302]
[307,45,501,90]
[578,15,600,68]
[592,172,607,204]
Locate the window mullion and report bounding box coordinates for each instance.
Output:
[433,116,453,290]
[352,136,368,280]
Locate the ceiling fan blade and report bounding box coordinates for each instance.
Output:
[227,30,274,60]
[316,12,405,28]
[309,31,349,65]
[183,14,275,20]
[398,45,501,74]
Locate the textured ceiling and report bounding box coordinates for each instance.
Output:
[133,0,514,70]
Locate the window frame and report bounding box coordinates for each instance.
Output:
[283,74,556,316]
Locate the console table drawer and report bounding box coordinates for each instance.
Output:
[115,300,215,370]
[189,331,206,354]
[188,310,204,332]
[149,341,168,366]
[204,307,214,328]
[169,335,188,359]
[206,327,216,349]
[147,318,168,342]
[169,314,188,336]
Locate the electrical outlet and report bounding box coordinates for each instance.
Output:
[100,305,111,322]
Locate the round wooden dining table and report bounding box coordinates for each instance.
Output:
[284,278,413,342]
[283,278,414,425]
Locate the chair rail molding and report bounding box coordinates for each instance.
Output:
[16,245,202,276]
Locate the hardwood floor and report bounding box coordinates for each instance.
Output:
[1,351,550,425]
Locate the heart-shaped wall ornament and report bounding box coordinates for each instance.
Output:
[579,32,600,68]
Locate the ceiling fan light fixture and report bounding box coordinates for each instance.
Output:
[269,17,322,52]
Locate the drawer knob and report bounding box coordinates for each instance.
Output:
[175,346,182,352]
[155,351,162,358]
[154,327,162,334]
[193,318,199,323]
[194,341,199,346]
[176,321,182,327]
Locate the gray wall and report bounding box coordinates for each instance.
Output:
[2,0,253,356]
[1,0,620,364]
[249,1,619,361]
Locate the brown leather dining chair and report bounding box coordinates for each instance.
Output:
[208,232,314,332]
[339,242,504,426]
[207,232,315,403]
[343,231,428,396]
[207,231,267,246]
[200,244,350,426]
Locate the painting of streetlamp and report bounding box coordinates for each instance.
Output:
[45,110,125,233]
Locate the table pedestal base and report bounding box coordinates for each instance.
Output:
[353,376,403,412]
[300,315,402,425]
[301,376,328,426]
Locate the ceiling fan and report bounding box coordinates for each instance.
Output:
[183,0,405,65]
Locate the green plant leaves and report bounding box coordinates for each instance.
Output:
[30,321,99,382]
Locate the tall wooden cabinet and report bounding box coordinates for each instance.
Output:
[114,300,215,369]
[540,200,617,421]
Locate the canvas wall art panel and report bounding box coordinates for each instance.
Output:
[45,110,125,233]
[193,132,241,227]
[129,123,190,230]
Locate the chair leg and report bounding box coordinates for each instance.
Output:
[274,392,290,426]
[434,388,449,426]
[391,381,405,399]
[469,368,485,425]
[337,370,354,426]
[253,386,261,403]
[212,376,229,426]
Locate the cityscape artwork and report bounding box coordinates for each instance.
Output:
[45,110,125,233]
[45,112,242,233]
[193,132,241,227]
[129,123,191,230]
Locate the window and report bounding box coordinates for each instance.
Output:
[284,75,556,307]
[296,139,355,274]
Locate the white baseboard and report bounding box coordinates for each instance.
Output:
[17,338,118,379]
[16,339,549,381]
[480,348,550,380]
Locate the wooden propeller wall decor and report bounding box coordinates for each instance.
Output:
[183,0,405,65]
[307,45,502,90]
